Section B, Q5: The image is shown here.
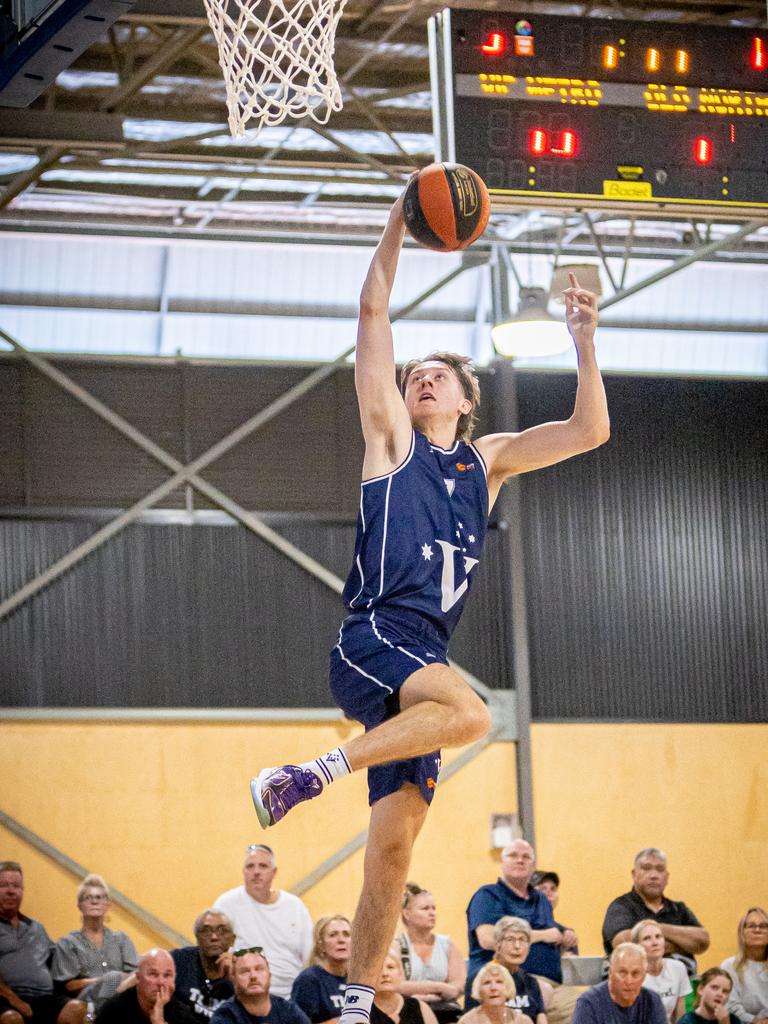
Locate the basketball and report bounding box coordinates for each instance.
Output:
[402,163,490,252]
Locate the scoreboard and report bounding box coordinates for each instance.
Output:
[428,9,768,214]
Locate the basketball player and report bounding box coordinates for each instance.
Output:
[250,194,610,1024]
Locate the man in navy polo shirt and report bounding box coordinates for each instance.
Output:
[466,840,577,1024]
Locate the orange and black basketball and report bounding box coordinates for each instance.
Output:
[402,163,490,252]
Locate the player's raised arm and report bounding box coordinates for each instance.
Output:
[475,271,610,503]
[355,195,413,476]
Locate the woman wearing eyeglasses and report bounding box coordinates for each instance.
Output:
[52,874,138,1014]
[720,908,768,1024]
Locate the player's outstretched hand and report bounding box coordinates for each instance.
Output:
[563,271,598,347]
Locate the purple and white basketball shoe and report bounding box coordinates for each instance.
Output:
[250,766,324,828]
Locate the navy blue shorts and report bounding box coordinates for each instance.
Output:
[329,608,448,806]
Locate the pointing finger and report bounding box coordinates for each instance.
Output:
[568,271,579,289]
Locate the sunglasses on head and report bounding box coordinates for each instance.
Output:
[233,947,268,963]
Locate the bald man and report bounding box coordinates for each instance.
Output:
[95,951,196,1024]
[466,840,577,1024]
[572,944,666,1024]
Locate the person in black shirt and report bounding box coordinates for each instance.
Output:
[602,849,710,977]
[95,950,196,1024]
[171,911,235,1020]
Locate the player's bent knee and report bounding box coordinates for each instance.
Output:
[1,1011,24,1024]
[459,693,492,741]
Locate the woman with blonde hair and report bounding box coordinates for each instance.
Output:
[52,874,137,1013]
[457,964,532,1024]
[396,884,465,1024]
[631,919,691,1023]
[721,907,768,1024]
[371,948,438,1024]
[291,915,351,1024]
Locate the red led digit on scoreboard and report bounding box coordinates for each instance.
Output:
[752,37,766,70]
[694,137,713,164]
[480,32,506,56]
[528,128,579,158]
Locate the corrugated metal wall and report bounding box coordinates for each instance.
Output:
[0,517,511,704]
[1,359,765,720]
[519,374,768,721]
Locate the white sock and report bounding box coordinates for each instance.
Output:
[301,747,352,786]
[340,984,375,1024]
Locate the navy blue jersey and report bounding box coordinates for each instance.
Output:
[342,431,488,642]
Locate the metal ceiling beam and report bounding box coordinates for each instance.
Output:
[0,254,484,624]
[599,219,765,311]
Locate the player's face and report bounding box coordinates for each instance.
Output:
[377,954,403,991]
[243,849,277,899]
[535,879,559,909]
[0,871,23,918]
[233,953,271,997]
[404,362,471,433]
[196,913,235,958]
[496,929,530,968]
[698,976,732,1015]
[321,919,351,963]
[137,954,176,1002]
[403,893,437,931]
[632,856,668,901]
[608,954,646,1007]
[636,924,665,960]
[78,886,110,920]
[478,971,507,1005]
[500,841,535,888]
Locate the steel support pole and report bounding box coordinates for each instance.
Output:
[488,358,536,847]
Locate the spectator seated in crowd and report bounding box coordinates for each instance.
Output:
[214,847,312,1000]
[0,861,85,1024]
[211,950,308,1024]
[573,944,665,1024]
[720,907,768,1024]
[488,918,546,1024]
[466,840,578,1024]
[170,910,235,1020]
[95,950,195,1024]
[678,969,741,1024]
[458,963,532,1024]
[370,949,437,1024]
[291,915,350,1024]
[530,875,577,957]
[631,921,690,1023]
[52,874,138,1015]
[396,885,465,1024]
[602,850,709,978]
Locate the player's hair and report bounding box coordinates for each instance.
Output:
[400,352,480,442]
[734,907,768,976]
[494,916,532,943]
[77,872,109,904]
[471,962,516,1002]
[630,919,664,945]
[634,847,667,865]
[0,861,22,875]
[193,908,234,936]
[311,914,351,965]
[610,942,647,967]
[694,968,733,1007]
[401,881,432,915]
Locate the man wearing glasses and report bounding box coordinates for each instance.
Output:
[210,950,309,1024]
[213,848,312,999]
[171,912,235,1020]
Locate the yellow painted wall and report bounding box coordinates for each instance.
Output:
[1,720,764,973]
[0,721,516,956]
[530,723,768,968]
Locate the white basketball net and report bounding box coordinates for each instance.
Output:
[203,0,347,136]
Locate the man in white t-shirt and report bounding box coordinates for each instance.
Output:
[213,845,312,999]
